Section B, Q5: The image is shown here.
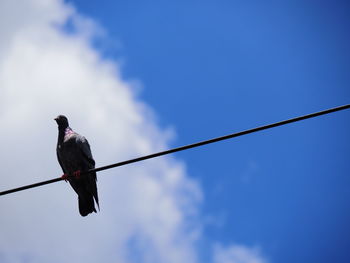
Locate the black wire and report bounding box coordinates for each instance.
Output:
[1,104,349,196]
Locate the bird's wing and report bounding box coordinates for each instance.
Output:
[76,135,95,167]
[56,146,67,174]
[76,134,99,209]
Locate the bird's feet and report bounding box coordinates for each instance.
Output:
[73,170,81,179]
[61,173,69,182]
[61,170,81,181]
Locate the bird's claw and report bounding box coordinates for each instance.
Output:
[73,170,81,179]
[61,173,69,182]
[61,170,81,181]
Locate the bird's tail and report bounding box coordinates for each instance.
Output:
[78,194,97,217]
[90,171,100,211]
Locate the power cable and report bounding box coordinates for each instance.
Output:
[0,104,349,196]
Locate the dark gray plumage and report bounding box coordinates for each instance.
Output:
[55,115,99,216]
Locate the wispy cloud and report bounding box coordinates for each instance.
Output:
[214,243,267,263]
[0,0,200,262]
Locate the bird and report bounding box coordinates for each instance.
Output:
[54,115,99,216]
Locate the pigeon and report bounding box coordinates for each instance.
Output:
[55,115,99,216]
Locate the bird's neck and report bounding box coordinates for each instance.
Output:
[64,127,74,135]
[57,126,73,143]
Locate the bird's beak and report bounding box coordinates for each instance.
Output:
[54,117,58,121]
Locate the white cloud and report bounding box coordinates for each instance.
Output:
[0,0,200,262]
[214,244,267,263]
[0,1,269,263]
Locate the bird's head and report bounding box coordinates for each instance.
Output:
[54,115,69,129]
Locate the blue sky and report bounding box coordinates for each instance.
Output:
[66,1,350,262]
[0,0,349,262]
